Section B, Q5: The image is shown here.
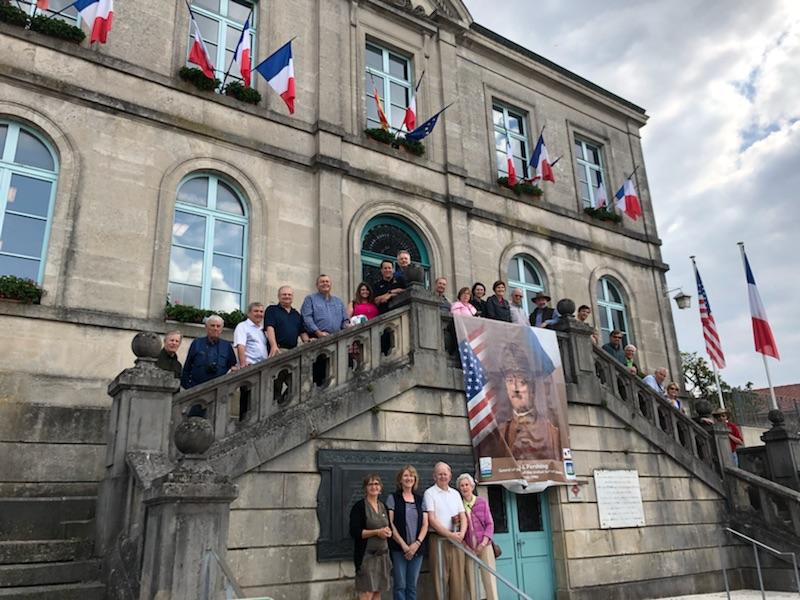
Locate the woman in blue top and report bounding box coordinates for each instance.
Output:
[387,465,429,600]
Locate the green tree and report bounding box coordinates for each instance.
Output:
[680,351,730,405]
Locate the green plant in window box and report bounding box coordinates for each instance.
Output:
[164,301,245,330]
[223,81,262,105]
[583,206,622,224]
[178,67,221,93]
[364,128,425,157]
[496,177,544,197]
[0,276,45,304]
[0,3,29,27]
[29,14,86,43]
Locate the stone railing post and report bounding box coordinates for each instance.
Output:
[138,419,238,600]
[390,282,446,351]
[761,410,800,491]
[549,299,602,404]
[95,332,179,556]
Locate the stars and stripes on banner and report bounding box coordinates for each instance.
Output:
[458,324,498,445]
[692,261,726,370]
[742,249,780,360]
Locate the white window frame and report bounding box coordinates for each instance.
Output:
[188,0,257,83]
[575,138,607,208]
[493,103,530,180]
[365,42,413,131]
[16,0,79,25]
[597,277,631,346]
[507,254,545,314]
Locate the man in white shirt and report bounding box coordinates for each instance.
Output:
[643,367,668,397]
[423,462,467,599]
[233,302,268,367]
[509,288,528,325]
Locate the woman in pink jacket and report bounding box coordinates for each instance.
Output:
[450,287,477,317]
[457,473,498,600]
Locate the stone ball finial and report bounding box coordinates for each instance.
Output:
[556,298,576,318]
[131,331,161,360]
[174,416,215,456]
[696,399,712,418]
[768,409,785,429]
[404,263,425,286]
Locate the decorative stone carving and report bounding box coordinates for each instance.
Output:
[131,331,161,360]
[174,416,215,456]
[557,298,576,318]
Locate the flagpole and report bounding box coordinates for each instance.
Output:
[738,241,778,411]
[220,7,253,90]
[711,362,726,410]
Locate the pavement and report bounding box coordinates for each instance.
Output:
[652,592,799,599]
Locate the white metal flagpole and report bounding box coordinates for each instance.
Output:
[711,362,726,410]
[761,354,778,411]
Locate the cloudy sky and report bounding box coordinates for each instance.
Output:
[464,0,799,389]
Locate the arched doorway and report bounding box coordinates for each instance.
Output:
[360,215,430,286]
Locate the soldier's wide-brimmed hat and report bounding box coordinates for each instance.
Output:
[500,343,528,375]
[532,292,551,302]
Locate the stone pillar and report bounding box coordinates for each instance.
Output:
[138,419,238,600]
[550,299,602,405]
[761,410,800,491]
[95,332,179,556]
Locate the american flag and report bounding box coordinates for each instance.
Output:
[692,260,726,369]
[458,325,498,445]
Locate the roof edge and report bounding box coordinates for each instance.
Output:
[469,22,647,117]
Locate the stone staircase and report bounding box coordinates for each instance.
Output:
[0,402,106,598]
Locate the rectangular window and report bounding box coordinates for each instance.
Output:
[493,103,529,179]
[575,138,607,207]
[365,42,412,131]
[19,0,79,26]
[188,0,256,83]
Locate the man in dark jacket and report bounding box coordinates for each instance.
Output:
[601,329,626,365]
[528,292,555,328]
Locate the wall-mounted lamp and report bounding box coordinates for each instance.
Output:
[665,287,691,310]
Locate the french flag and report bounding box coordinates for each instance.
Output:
[742,249,780,360]
[231,17,252,87]
[506,135,517,186]
[614,178,643,220]
[255,41,296,114]
[188,12,215,80]
[75,0,113,44]
[37,0,49,10]
[595,179,608,208]
[530,133,555,183]
[402,94,416,132]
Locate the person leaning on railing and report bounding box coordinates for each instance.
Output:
[469,282,488,318]
[456,473,498,600]
[451,287,477,317]
[387,465,429,600]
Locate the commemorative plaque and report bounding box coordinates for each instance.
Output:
[593,469,645,529]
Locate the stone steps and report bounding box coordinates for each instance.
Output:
[0,582,105,599]
[0,540,93,565]
[0,498,95,541]
[0,559,101,588]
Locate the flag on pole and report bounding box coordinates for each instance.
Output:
[741,249,780,360]
[458,323,499,445]
[595,178,608,209]
[370,82,390,130]
[405,104,450,142]
[692,260,726,369]
[187,10,216,80]
[231,16,252,87]
[402,93,416,132]
[37,0,49,10]
[75,0,114,44]
[255,40,296,114]
[613,178,643,220]
[530,133,555,183]
[506,135,517,186]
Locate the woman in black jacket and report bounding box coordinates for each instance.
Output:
[484,280,512,322]
[387,465,429,600]
[469,282,488,318]
[349,474,393,599]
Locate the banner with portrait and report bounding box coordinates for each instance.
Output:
[454,316,574,493]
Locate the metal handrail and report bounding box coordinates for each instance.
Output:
[437,536,534,600]
[201,549,277,600]
[718,527,800,599]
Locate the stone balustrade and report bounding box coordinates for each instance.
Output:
[726,465,800,539]
[171,305,412,448]
[593,344,715,466]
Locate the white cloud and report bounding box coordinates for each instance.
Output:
[465,0,800,387]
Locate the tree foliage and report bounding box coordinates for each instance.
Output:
[680,352,730,404]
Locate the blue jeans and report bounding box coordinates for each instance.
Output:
[391,549,423,600]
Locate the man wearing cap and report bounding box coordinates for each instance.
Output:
[713,407,744,465]
[478,343,560,461]
[528,292,555,328]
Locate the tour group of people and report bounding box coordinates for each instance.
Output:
[350,461,498,600]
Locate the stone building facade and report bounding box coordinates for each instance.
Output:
[0,1,730,599]
[0,0,679,408]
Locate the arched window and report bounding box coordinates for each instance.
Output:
[506,254,546,314]
[360,216,430,286]
[168,174,248,312]
[0,121,59,282]
[597,276,631,345]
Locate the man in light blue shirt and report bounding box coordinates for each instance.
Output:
[643,368,668,397]
[233,302,268,367]
[301,274,349,338]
